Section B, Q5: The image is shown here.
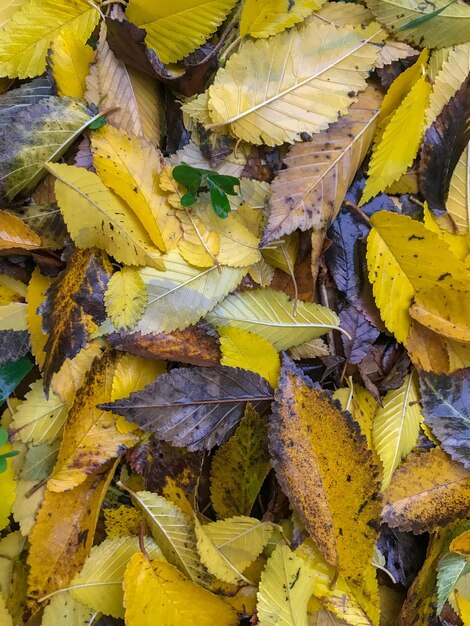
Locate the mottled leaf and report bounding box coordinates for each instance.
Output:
[0,330,29,366]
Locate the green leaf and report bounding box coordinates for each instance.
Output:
[173,163,203,194]
[0,356,33,404]
[436,552,470,613]
[88,114,106,130]
[181,193,197,207]
[0,428,7,446]
[208,180,231,219]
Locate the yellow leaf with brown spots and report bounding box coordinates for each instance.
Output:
[383,447,470,533]
[27,460,117,607]
[40,247,112,390]
[26,267,51,368]
[47,352,138,492]
[269,356,381,604]
[51,340,103,407]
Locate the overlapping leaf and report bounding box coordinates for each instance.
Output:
[101,365,273,451]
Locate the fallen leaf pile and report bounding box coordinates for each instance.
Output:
[0,1,469,625]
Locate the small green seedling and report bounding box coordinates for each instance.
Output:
[0,427,18,473]
[172,162,240,219]
[89,115,107,130]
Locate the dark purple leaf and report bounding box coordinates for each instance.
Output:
[419,368,470,469]
[100,365,273,451]
[0,330,30,366]
[419,76,470,215]
[340,304,380,365]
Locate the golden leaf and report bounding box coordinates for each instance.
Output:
[26,268,51,368]
[0,442,16,532]
[51,340,103,407]
[49,31,93,98]
[333,382,378,450]
[366,211,468,344]
[27,461,116,605]
[104,505,143,539]
[383,447,470,533]
[450,530,470,556]
[0,210,41,250]
[219,327,280,388]
[47,352,138,492]
[123,554,238,626]
[269,357,381,604]
[46,163,164,269]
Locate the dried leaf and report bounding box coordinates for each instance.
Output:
[383,448,470,533]
[420,369,470,469]
[47,352,138,492]
[269,356,381,603]
[0,211,41,250]
[101,365,273,451]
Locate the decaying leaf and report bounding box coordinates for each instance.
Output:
[27,460,116,605]
[39,247,112,389]
[420,369,470,469]
[269,356,381,604]
[101,365,273,451]
[47,352,138,492]
[383,447,470,533]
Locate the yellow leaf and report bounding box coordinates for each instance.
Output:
[256,544,316,626]
[0,531,25,608]
[207,288,341,351]
[0,210,41,250]
[270,357,381,604]
[0,275,25,305]
[131,251,245,335]
[26,268,51,368]
[297,538,380,626]
[126,0,239,64]
[196,516,273,584]
[240,0,324,38]
[0,0,27,28]
[111,353,166,433]
[333,382,378,450]
[0,302,27,331]
[46,163,164,269]
[210,404,271,519]
[446,145,469,234]
[104,505,143,539]
[450,529,470,556]
[91,125,176,251]
[409,282,470,343]
[41,592,94,626]
[104,267,147,332]
[372,373,422,490]
[27,461,116,605]
[262,232,299,274]
[207,21,381,145]
[376,49,429,133]
[263,85,382,240]
[177,210,221,268]
[70,536,162,618]
[422,205,470,261]
[86,22,162,146]
[249,258,275,288]
[49,31,93,98]
[366,211,468,344]
[11,479,46,537]
[219,327,280,388]
[123,553,238,626]
[383,447,470,533]
[47,352,138,492]
[51,340,103,407]
[0,442,16,532]
[0,0,99,79]
[0,593,13,626]
[122,486,208,585]
[456,591,470,625]
[360,75,431,204]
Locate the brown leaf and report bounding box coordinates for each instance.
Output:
[26,460,117,608]
[39,247,112,390]
[0,329,29,366]
[107,325,221,367]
